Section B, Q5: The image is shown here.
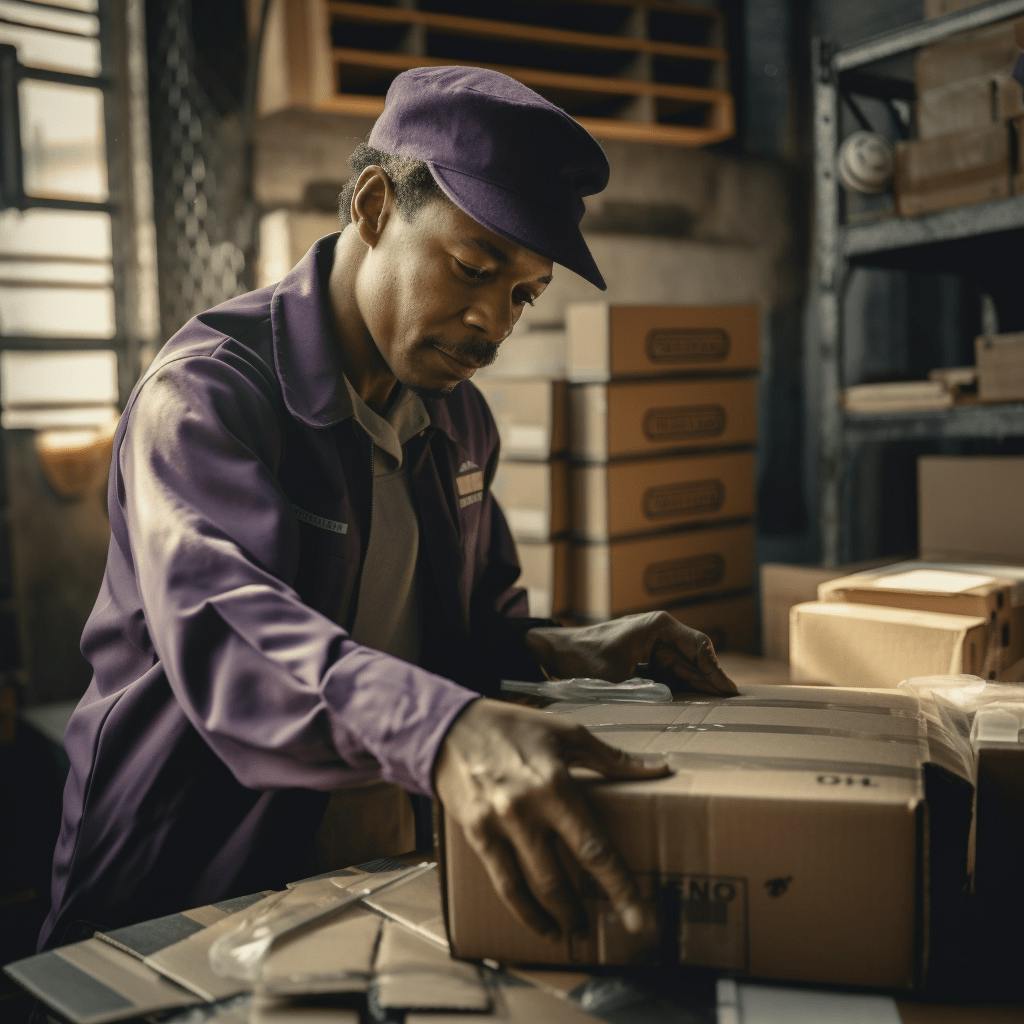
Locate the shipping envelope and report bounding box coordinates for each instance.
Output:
[790,601,988,688]
[441,685,970,989]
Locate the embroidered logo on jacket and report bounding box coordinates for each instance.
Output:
[291,503,348,534]
[456,460,484,509]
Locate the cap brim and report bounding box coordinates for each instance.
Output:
[427,161,606,291]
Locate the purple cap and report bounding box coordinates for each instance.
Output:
[368,65,609,290]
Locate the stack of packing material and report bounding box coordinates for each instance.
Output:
[475,369,571,618]
[898,15,1024,217]
[564,304,759,651]
[843,379,953,414]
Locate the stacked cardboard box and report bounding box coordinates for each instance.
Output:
[788,456,1024,688]
[565,304,759,650]
[897,16,1024,216]
[475,375,571,618]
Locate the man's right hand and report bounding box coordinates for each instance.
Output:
[433,698,671,941]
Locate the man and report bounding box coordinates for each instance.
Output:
[41,66,734,950]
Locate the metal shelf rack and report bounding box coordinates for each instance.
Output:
[813,0,1024,566]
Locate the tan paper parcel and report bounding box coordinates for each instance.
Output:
[790,601,988,688]
[819,567,1017,677]
[565,302,759,381]
[491,459,569,541]
[572,523,755,619]
[568,378,758,461]
[571,451,756,541]
[473,378,567,459]
[441,685,970,989]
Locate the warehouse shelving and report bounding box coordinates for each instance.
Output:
[813,0,1024,565]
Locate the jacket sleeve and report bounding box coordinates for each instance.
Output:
[118,352,476,794]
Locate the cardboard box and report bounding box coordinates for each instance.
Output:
[571,451,756,541]
[790,601,988,688]
[573,523,754,620]
[442,684,970,988]
[819,567,1016,678]
[566,303,759,381]
[976,331,1024,403]
[666,591,758,654]
[919,456,1024,564]
[569,378,758,461]
[492,460,569,541]
[759,562,889,663]
[915,19,1024,93]
[474,378,567,459]
[916,73,1023,140]
[476,327,567,380]
[517,539,570,617]
[895,122,1011,218]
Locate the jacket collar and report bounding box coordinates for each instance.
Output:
[270,231,461,445]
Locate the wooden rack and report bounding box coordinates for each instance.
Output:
[255,0,734,147]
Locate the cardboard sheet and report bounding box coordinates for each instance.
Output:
[4,938,198,1024]
[374,920,490,1012]
[363,861,448,947]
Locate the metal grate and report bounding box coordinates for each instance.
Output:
[145,0,254,340]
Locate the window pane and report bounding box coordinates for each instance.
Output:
[0,209,112,260]
[0,3,99,77]
[20,80,107,202]
[0,284,114,336]
[1,349,117,406]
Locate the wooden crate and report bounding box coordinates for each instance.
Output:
[254,0,734,147]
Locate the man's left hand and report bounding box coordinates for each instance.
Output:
[524,611,737,696]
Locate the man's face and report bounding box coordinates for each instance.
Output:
[357,194,554,398]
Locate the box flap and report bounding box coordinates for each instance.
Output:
[363,862,448,948]
[373,920,490,1012]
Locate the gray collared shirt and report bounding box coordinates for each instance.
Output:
[341,378,431,664]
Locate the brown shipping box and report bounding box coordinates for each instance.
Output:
[571,451,756,541]
[516,539,570,618]
[976,331,1024,403]
[667,592,758,654]
[442,685,968,988]
[919,456,1024,565]
[915,19,1024,93]
[569,378,758,461]
[819,567,1017,677]
[491,460,569,541]
[790,601,988,687]
[573,523,754,620]
[895,122,1011,218]
[759,561,889,663]
[916,73,1023,140]
[566,303,759,381]
[474,378,566,459]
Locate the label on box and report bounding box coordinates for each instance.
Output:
[646,328,731,365]
[874,569,996,593]
[643,480,725,520]
[676,874,749,971]
[644,554,727,595]
[643,405,726,441]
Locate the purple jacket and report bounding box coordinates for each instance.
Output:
[41,235,549,947]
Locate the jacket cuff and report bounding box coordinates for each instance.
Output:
[322,646,478,797]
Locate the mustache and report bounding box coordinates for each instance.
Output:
[425,336,501,369]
